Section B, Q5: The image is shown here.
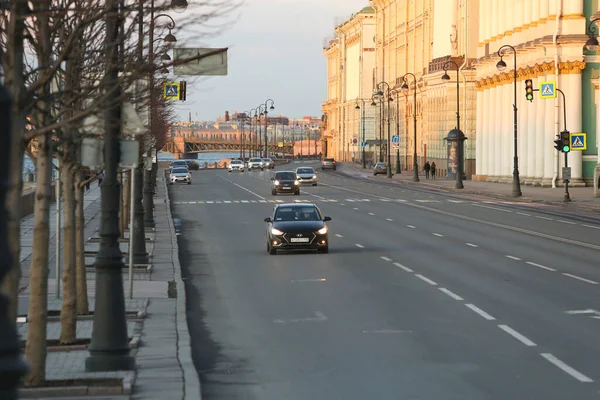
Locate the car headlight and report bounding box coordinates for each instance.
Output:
[294,180,300,185]
[312,175,317,179]
[317,227,328,234]
[271,228,284,235]
[274,180,280,185]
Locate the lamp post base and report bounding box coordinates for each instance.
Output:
[85,353,135,372]
[413,165,420,182]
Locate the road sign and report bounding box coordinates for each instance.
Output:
[562,167,571,181]
[539,81,556,99]
[353,138,358,144]
[570,132,586,151]
[391,135,399,148]
[173,48,228,76]
[163,82,180,100]
[277,142,284,148]
[361,142,367,147]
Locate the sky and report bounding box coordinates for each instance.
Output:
[169,0,369,122]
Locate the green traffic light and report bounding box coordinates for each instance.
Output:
[526,94,533,100]
[563,145,570,152]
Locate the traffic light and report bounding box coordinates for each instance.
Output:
[554,134,562,152]
[525,79,534,102]
[560,130,570,153]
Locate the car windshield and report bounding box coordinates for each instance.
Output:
[172,168,188,174]
[324,158,334,162]
[376,163,386,167]
[250,158,261,162]
[262,159,270,162]
[231,161,242,164]
[276,172,296,180]
[297,168,314,174]
[274,206,321,221]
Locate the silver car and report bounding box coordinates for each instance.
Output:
[295,167,318,186]
[262,158,275,169]
[247,157,264,170]
[228,160,245,172]
[373,162,388,176]
[169,167,191,185]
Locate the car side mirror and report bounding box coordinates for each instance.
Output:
[323,216,332,222]
[270,177,274,181]
[264,217,272,223]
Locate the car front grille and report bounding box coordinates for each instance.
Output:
[282,231,316,245]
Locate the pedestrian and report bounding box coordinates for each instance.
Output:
[97,170,104,187]
[84,169,91,191]
[424,161,431,179]
[430,161,436,179]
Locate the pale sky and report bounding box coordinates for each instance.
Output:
[169,0,369,122]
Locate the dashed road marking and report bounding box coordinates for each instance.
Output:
[432,233,444,237]
[473,204,512,213]
[439,288,463,301]
[582,224,600,230]
[393,262,413,272]
[535,216,553,221]
[355,244,364,248]
[540,353,593,383]
[516,212,531,216]
[465,304,496,320]
[466,243,478,248]
[380,256,392,262]
[407,225,416,229]
[415,274,437,286]
[557,220,576,225]
[368,212,375,216]
[335,234,343,238]
[498,324,537,347]
[386,218,394,222]
[562,273,599,285]
[505,255,521,261]
[525,261,556,272]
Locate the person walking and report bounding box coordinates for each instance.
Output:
[430,162,436,179]
[97,170,104,187]
[424,161,431,179]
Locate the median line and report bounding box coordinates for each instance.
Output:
[355,244,365,248]
[380,256,392,262]
[497,324,536,347]
[415,274,437,286]
[438,288,463,301]
[562,273,599,285]
[393,262,413,272]
[540,353,593,383]
[465,304,496,320]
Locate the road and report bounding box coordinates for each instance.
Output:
[172,161,600,400]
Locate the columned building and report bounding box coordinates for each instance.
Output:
[473,1,598,187]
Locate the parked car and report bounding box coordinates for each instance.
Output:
[295,167,317,186]
[228,160,245,172]
[170,160,189,172]
[270,171,300,195]
[169,167,192,185]
[321,157,336,170]
[373,162,388,176]
[262,158,275,169]
[247,158,264,170]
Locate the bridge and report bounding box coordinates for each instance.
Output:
[160,136,294,159]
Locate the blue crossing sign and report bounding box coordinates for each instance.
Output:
[539,81,556,99]
[391,135,400,147]
[163,82,180,100]
[570,133,586,151]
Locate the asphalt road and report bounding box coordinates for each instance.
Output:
[172,162,600,400]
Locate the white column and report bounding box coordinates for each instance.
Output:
[487,85,497,180]
[478,1,485,44]
[500,83,509,179]
[540,0,549,21]
[484,0,492,42]
[494,84,503,180]
[498,0,505,37]
[491,0,498,38]
[482,88,490,176]
[523,0,532,27]
[514,0,524,30]
[525,76,537,184]
[565,71,583,184]
[543,76,555,186]
[518,78,528,184]
[535,77,545,185]
[476,89,484,176]
[567,0,584,15]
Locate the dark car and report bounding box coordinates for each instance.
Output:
[271,171,300,195]
[373,162,387,175]
[264,203,331,254]
[321,157,336,170]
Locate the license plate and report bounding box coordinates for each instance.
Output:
[282,186,291,189]
[290,238,309,243]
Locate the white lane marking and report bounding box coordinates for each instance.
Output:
[386,218,394,221]
[516,212,531,216]
[415,274,437,286]
[362,329,412,334]
[465,243,478,248]
[206,201,214,204]
[361,199,370,202]
[393,262,413,272]
[540,353,593,383]
[432,233,444,237]
[380,199,391,202]
[439,288,463,301]
[448,200,464,203]
[562,273,599,285]
[353,207,359,210]
[505,255,521,261]
[465,304,496,320]
[526,261,556,272]
[581,224,600,230]
[224,201,231,204]
[230,180,266,200]
[355,244,365,248]
[473,204,513,213]
[565,309,600,315]
[335,234,343,238]
[535,216,553,221]
[368,212,375,216]
[407,225,416,229]
[498,324,537,347]
[380,256,392,262]
[241,200,249,203]
[557,220,576,225]
[274,312,328,324]
[291,278,326,283]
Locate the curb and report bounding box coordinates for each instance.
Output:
[161,171,202,400]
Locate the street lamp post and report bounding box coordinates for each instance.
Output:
[375,82,394,178]
[257,105,265,157]
[442,60,464,189]
[86,0,135,372]
[393,91,401,173]
[263,99,275,158]
[355,99,366,169]
[496,45,522,197]
[401,73,420,182]
[250,107,257,157]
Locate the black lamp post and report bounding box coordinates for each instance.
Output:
[355,99,367,169]
[375,82,394,178]
[401,73,419,182]
[442,60,464,189]
[585,17,600,50]
[257,105,265,157]
[250,107,257,157]
[370,96,382,162]
[496,45,522,197]
[263,99,275,158]
[393,90,401,173]
[86,0,135,372]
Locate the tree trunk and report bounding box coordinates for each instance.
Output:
[74,170,89,315]
[59,161,76,343]
[1,0,27,327]
[24,132,52,387]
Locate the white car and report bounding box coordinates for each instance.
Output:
[170,160,190,172]
[169,167,191,185]
[228,160,245,172]
[247,157,264,170]
[295,167,317,186]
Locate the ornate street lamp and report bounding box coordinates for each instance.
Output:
[442,60,464,189]
[585,17,600,51]
[355,99,366,169]
[375,82,394,178]
[401,73,420,182]
[256,105,265,157]
[263,99,275,158]
[496,45,522,197]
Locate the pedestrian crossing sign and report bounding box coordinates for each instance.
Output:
[569,133,586,151]
[163,82,180,100]
[539,81,556,99]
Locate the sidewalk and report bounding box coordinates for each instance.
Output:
[338,162,600,212]
[17,172,201,399]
